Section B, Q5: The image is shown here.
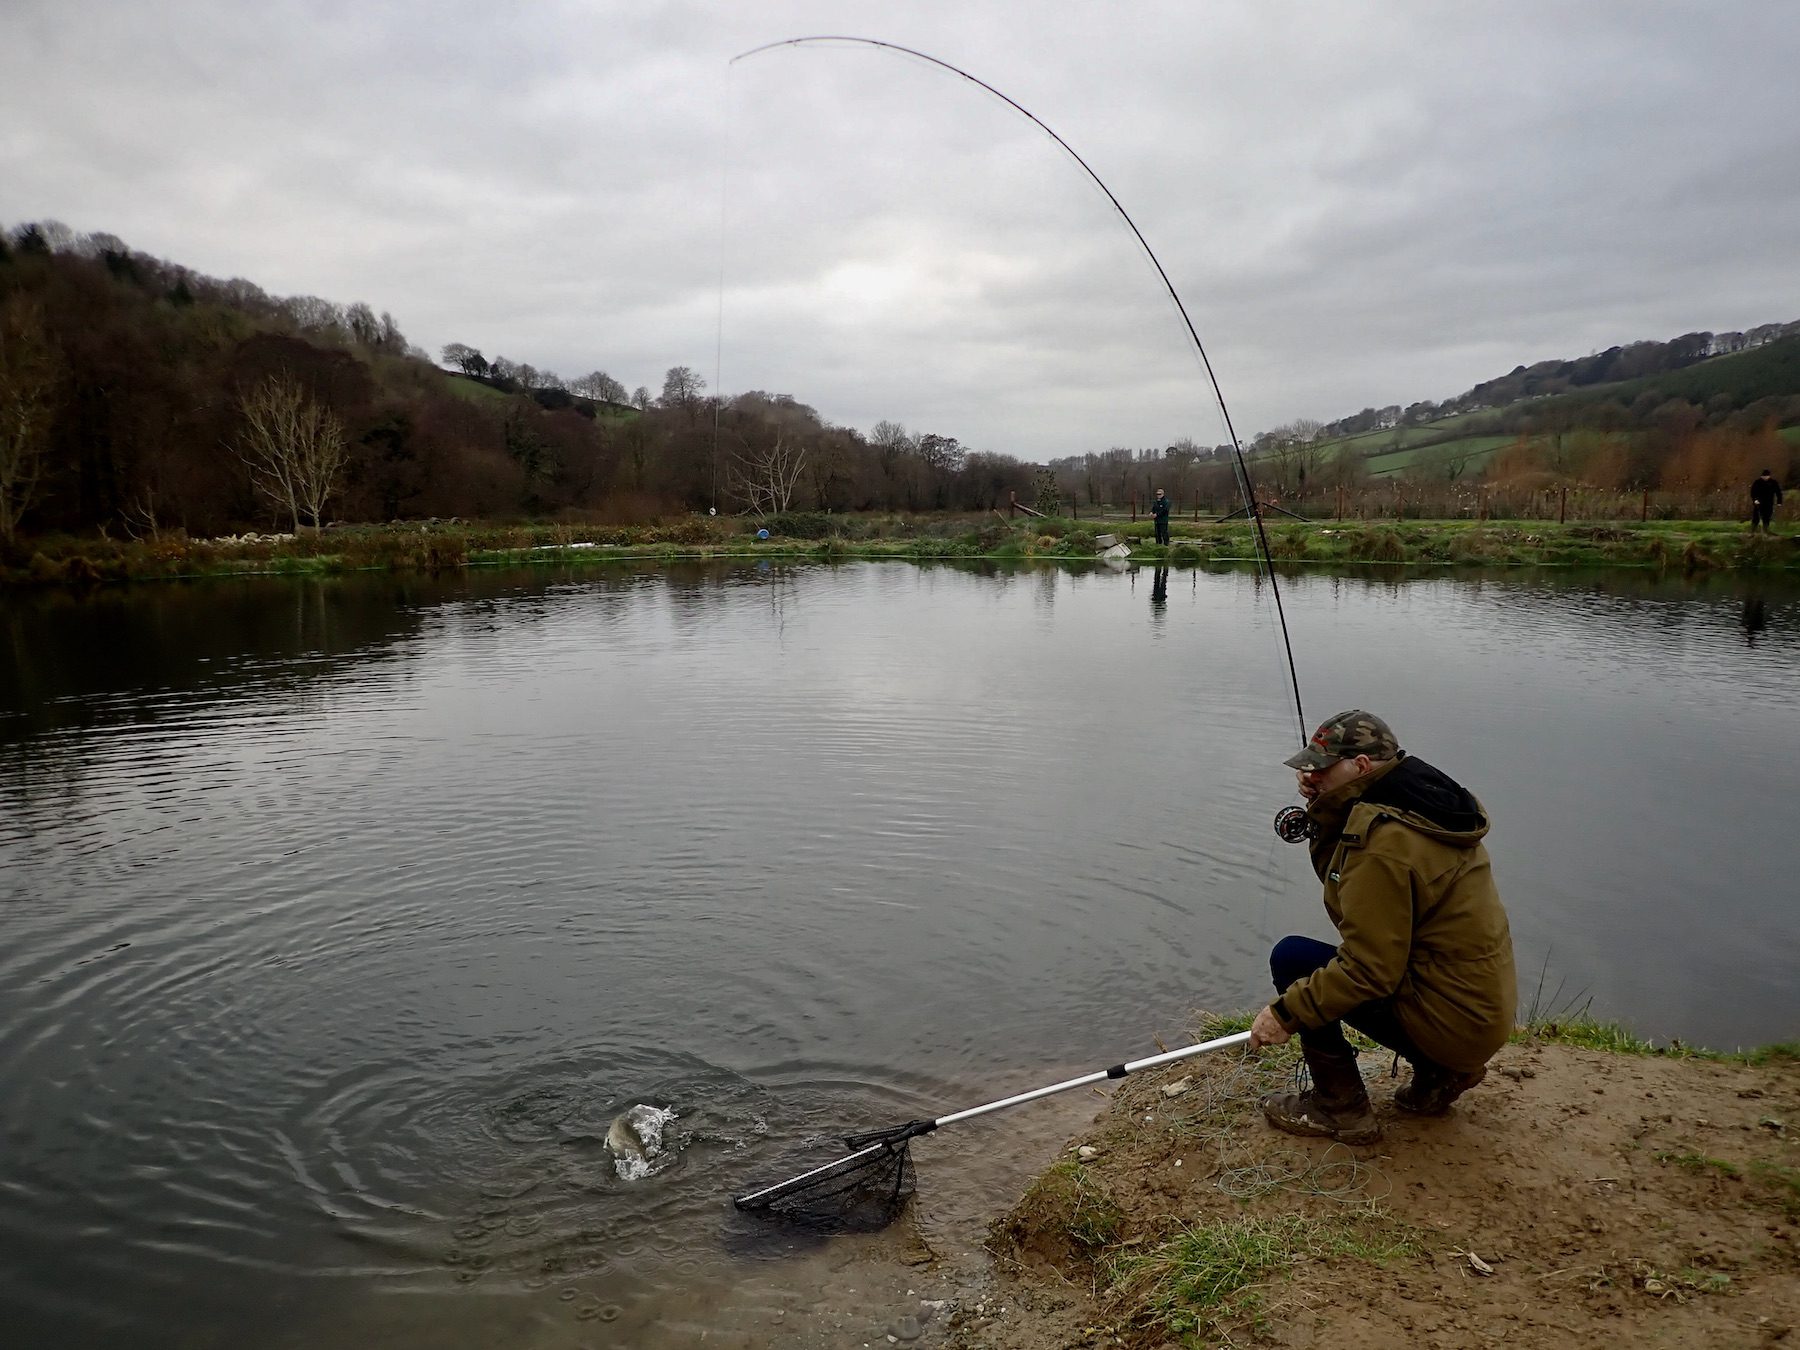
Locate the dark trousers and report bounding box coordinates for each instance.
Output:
[1752,501,1774,530]
[1270,935,1430,1065]
[1153,517,1170,544]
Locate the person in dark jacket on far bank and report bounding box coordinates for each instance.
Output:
[1751,469,1783,532]
[1248,711,1517,1145]
[1151,487,1171,545]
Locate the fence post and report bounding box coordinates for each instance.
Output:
[1641,489,1648,522]
[1131,493,1138,522]
[1008,490,1017,518]
[1559,486,1567,524]
[1072,497,1079,521]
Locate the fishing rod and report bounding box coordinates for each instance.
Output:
[725,38,1312,1226]
[732,34,1308,744]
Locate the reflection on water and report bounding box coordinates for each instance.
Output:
[1743,592,1768,644]
[2,560,1797,1347]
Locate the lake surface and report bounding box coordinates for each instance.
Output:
[4,558,1797,1346]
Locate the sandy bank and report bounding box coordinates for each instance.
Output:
[937,1028,1800,1348]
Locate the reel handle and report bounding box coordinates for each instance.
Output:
[1273,805,1316,843]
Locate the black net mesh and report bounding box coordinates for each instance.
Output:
[734,1132,918,1232]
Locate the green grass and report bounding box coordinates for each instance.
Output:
[1007,1160,1125,1251]
[1542,334,1800,416]
[1363,435,1512,479]
[9,516,1799,587]
[1194,1010,1257,1036]
[1249,414,1516,479]
[1515,1006,1800,1065]
[1749,1161,1800,1216]
[1726,1042,1800,1066]
[1106,1214,1420,1340]
[1655,1154,1800,1218]
[1515,1012,1663,1055]
[1656,1150,1741,1178]
[441,373,511,404]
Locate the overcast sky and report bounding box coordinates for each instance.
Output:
[4,1,1796,460]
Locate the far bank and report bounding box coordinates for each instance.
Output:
[5,514,1798,587]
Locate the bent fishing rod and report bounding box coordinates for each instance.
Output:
[733,34,1307,744]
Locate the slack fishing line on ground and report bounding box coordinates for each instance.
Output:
[728,34,1308,748]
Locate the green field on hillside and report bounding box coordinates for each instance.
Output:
[1548,334,1800,412]
[1363,435,1513,478]
[443,374,510,404]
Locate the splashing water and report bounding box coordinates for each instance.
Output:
[609,1104,680,1182]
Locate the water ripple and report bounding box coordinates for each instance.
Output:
[2,561,1798,1346]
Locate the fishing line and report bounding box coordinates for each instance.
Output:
[731,34,1308,744]
[710,62,738,516]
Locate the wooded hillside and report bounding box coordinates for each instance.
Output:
[2,217,1794,544]
[0,222,1036,545]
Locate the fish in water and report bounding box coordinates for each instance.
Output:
[606,1103,677,1180]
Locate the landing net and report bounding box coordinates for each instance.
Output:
[732,1123,922,1231]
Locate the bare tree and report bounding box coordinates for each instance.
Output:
[660,366,706,420]
[571,369,627,403]
[725,433,807,517]
[868,419,913,504]
[440,342,488,377]
[1263,419,1328,499]
[233,372,349,532]
[0,298,62,545]
[284,295,346,336]
[343,302,380,347]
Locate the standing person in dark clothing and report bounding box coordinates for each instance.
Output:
[1248,710,1516,1145]
[1750,469,1783,532]
[1151,487,1171,545]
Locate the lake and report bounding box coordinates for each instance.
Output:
[3,558,1797,1346]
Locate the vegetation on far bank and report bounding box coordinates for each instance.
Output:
[4,512,1797,587]
[2,219,1796,559]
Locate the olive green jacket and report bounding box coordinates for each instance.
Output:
[1272,756,1517,1073]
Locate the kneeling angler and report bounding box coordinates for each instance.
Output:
[1250,710,1516,1144]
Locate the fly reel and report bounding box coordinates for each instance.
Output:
[1273,805,1316,844]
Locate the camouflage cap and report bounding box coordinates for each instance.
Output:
[1283,710,1400,771]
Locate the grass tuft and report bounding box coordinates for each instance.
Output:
[1655,1150,1741,1178]
[1749,1161,1800,1217]
[1515,1004,1800,1065]
[1106,1213,1420,1339]
[1517,1012,1661,1055]
[994,1159,1124,1255]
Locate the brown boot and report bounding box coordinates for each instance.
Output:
[1262,1041,1381,1145]
[1394,1062,1487,1116]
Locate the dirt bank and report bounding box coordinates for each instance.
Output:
[939,1028,1800,1349]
